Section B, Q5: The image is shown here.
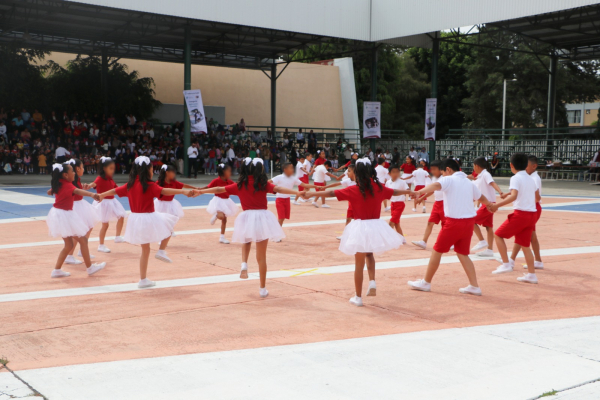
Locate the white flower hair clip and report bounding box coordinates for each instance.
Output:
[356,158,371,165]
[52,163,63,172]
[218,163,225,168]
[135,156,151,166]
[161,164,168,171]
[100,156,112,163]
[244,157,252,165]
[66,159,76,165]
[252,158,264,166]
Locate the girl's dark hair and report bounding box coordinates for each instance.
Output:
[473,156,490,173]
[217,162,231,178]
[238,161,268,192]
[70,159,83,188]
[408,156,416,165]
[157,165,176,186]
[99,157,115,178]
[51,163,71,194]
[355,161,382,199]
[128,160,152,193]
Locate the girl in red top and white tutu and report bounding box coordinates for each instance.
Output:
[88,157,127,253]
[400,156,417,189]
[155,164,198,236]
[57,159,101,265]
[97,156,195,288]
[47,163,106,278]
[303,158,413,307]
[202,163,238,244]
[326,162,357,240]
[194,158,301,298]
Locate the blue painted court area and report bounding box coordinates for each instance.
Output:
[545,202,600,213]
[0,186,250,220]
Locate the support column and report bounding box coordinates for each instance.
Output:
[271,62,277,145]
[369,46,377,153]
[101,48,108,116]
[183,26,192,177]
[429,38,439,162]
[546,54,558,131]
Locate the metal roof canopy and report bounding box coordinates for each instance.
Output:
[0,0,372,70]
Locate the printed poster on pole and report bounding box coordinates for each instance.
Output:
[183,89,208,133]
[363,101,381,139]
[424,98,437,140]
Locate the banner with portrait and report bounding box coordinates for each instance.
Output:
[424,98,437,140]
[183,89,208,133]
[363,101,381,139]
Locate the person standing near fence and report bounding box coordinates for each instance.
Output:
[187,141,199,178]
[490,153,500,176]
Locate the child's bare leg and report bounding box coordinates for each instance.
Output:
[486,227,494,250]
[75,236,92,267]
[424,250,443,283]
[55,238,74,269]
[365,253,375,281]
[473,224,484,241]
[423,222,434,242]
[255,239,268,288]
[159,235,171,251]
[140,244,151,279]
[354,252,366,297]
[99,222,109,245]
[495,235,509,263]
[345,218,352,226]
[242,242,252,263]
[116,217,124,236]
[522,246,535,274]
[278,219,284,226]
[531,232,542,262]
[510,244,521,261]
[457,253,479,287]
[69,229,91,256]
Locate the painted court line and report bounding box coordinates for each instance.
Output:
[0,189,55,205]
[0,245,597,304]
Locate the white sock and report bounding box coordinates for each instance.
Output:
[220,234,225,239]
[139,278,152,285]
[241,262,248,270]
[503,262,512,268]
[369,280,376,288]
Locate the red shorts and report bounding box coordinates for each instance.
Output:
[495,210,537,247]
[474,204,494,228]
[433,217,475,255]
[533,202,542,231]
[414,185,425,192]
[298,175,309,191]
[314,181,326,191]
[390,201,405,224]
[275,197,291,220]
[428,200,446,225]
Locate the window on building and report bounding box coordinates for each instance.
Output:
[586,109,591,114]
[567,110,581,124]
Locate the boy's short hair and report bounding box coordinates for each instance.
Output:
[388,164,400,173]
[377,157,385,165]
[527,155,538,164]
[440,158,460,172]
[473,156,489,169]
[304,152,312,158]
[430,159,442,170]
[282,162,293,169]
[510,153,529,171]
[298,154,305,159]
[324,161,332,168]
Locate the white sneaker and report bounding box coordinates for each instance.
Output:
[492,264,514,274]
[475,249,494,258]
[384,206,391,212]
[366,280,377,296]
[497,258,516,268]
[399,235,407,244]
[408,279,431,292]
[349,295,363,307]
[259,288,269,298]
[471,240,488,252]
[51,269,70,278]
[459,285,482,296]
[97,244,111,253]
[155,250,172,263]
[65,255,83,265]
[274,239,282,243]
[114,236,125,243]
[298,198,306,203]
[523,261,544,270]
[138,278,156,289]
[412,240,427,250]
[412,208,417,212]
[292,201,300,205]
[321,204,330,208]
[422,206,427,213]
[517,273,538,284]
[336,236,342,240]
[219,237,230,244]
[312,202,320,208]
[210,214,217,225]
[87,262,106,275]
[77,250,95,259]
[240,262,248,279]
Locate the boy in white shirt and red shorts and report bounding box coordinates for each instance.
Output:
[412,160,446,250]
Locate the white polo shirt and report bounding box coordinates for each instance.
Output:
[296,161,307,178]
[510,170,537,212]
[474,169,496,203]
[386,178,409,202]
[272,174,302,198]
[412,168,429,186]
[531,170,542,202]
[438,171,482,219]
[313,165,329,183]
[374,165,390,183]
[340,177,356,188]
[432,176,444,201]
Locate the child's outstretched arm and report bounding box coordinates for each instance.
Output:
[488,189,518,212]
[490,181,504,197]
[160,188,195,198]
[98,189,117,200]
[273,186,301,197]
[302,189,336,200]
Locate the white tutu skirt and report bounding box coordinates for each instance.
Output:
[232,210,285,243]
[206,196,239,217]
[339,219,403,255]
[73,199,100,231]
[401,173,414,185]
[123,212,178,245]
[46,207,90,238]
[154,198,184,218]
[93,198,127,223]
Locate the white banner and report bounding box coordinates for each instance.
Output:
[363,101,381,139]
[183,89,208,133]
[425,98,437,140]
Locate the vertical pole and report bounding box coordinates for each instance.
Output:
[545,54,558,157]
[271,62,277,147]
[183,26,192,177]
[369,46,377,154]
[429,38,439,161]
[502,79,507,136]
[101,48,108,116]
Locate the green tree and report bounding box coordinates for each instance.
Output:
[0,46,48,111]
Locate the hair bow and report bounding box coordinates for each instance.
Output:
[161,164,168,171]
[252,158,264,166]
[66,159,76,165]
[135,156,150,166]
[356,158,371,165]
[100,156,111,163]
[52,163,63,172]
[218,163,225,168]
[244,157,252,165]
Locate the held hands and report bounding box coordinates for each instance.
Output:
[92,193,102,202]
[82,183,92,190]
[487,203,499,213]
[500,192,510,199]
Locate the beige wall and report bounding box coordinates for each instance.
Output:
[46,53,344,128]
